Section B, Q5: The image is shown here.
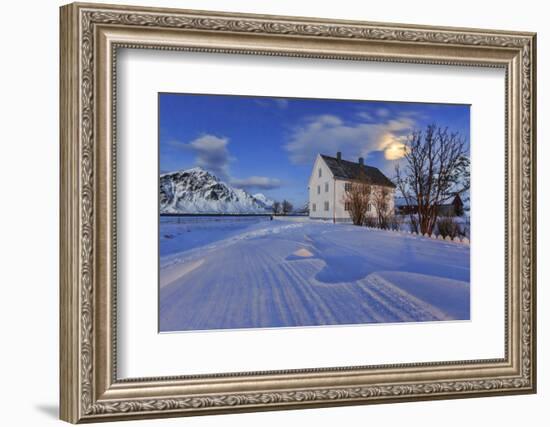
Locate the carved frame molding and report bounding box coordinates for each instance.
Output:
[60,2,536,423]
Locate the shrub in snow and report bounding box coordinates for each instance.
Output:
[409,215,420,234]
[436,216,464,240]
[364,216,378,228]
[387,215,402,231]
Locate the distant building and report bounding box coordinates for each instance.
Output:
[395,193,464,217]
[308,152,396,223]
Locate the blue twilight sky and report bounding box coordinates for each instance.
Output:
[159,93,470,207]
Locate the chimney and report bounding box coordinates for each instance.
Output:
[336,151,342,161]
[358,157,364,165]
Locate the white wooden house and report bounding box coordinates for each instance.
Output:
[308,152,396,222]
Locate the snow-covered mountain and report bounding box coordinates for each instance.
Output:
[160,167,272,214]
[252,193,274,209]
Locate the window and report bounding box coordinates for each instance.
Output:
[318,168,322,177]
[344,202,351,211]
[317,185,320,195]
[367,204,372,212]
[325,182,329,192]
[312,203,316,212]
[324,201,329,211]
[345,182,352,191]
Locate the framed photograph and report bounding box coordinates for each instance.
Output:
[60,2,537,423]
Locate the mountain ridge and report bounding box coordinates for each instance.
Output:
[160,167,273,214]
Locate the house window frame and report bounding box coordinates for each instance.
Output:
[324,201,329,211]
[318,168,322,178]
[325,182,329,192]
[312,203,316,212]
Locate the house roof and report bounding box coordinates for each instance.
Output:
[320,155,396,188]
[394,197,411,207]
[395,193,463,208]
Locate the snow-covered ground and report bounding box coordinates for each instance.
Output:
[159,216,470,332]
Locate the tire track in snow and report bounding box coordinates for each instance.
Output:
[276,257,343,325]
[358,274,449,322]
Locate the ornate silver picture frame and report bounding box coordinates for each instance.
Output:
[60,2,536,423]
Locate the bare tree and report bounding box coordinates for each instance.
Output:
[437,215,464,239]
[272,201,281,215]
[373,187,391,229]
[282,200,293,215]
[342,170,372,226]
[395,124,470,235]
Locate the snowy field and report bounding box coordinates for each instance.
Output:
[159,216,470,332]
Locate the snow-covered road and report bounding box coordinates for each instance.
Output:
[159,217,470,332]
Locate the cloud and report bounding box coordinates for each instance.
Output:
[274,99,289,109]
[231,176,282,191]
[181,134,233,179]
[356,111,374,121]
[254,98,289,109]
[284,114,414,166]
[377,108,390,118]
[173,134,282,191]
[378,133,409,160]
[254,99,269,108]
